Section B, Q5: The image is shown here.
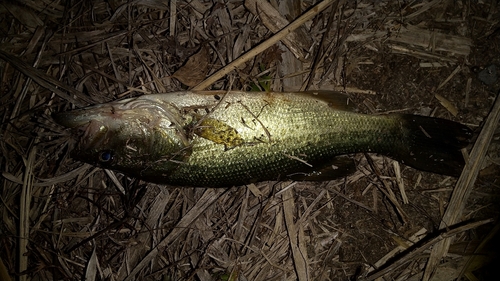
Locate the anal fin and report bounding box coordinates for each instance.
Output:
[287,156,357,181]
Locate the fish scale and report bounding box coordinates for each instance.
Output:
[54,91,472,187]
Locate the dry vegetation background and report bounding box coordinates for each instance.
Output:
[1,0,500,280]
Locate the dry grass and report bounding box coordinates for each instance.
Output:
[1,1,499,280]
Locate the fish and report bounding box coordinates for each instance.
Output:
[53,91,473,187]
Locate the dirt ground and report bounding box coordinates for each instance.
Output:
[0,1,499,280]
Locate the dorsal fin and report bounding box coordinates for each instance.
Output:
[295,90,356,111]
[192,90,356,111]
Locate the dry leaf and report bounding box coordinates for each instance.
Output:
[0,256,11,281]
[84,247,98,281]
[2,2,43,29]
[171,46,209,87]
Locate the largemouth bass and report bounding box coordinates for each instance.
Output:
[54,91,472,187]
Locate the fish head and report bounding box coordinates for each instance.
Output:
[54,97,189,178]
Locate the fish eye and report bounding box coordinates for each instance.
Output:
[98,150,114,163]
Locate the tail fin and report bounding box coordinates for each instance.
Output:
[392,114,473,176]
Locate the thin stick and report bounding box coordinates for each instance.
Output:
[170,0,176,37]
[192,0,333,90]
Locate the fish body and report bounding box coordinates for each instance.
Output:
[54,91,472,187]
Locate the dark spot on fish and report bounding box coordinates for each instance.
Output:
[98,150,114,163]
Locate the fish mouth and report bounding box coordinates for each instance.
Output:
[54,108,111,163]
[53,105,114,157]
[52,97,161,129]
[53,105,116,128]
